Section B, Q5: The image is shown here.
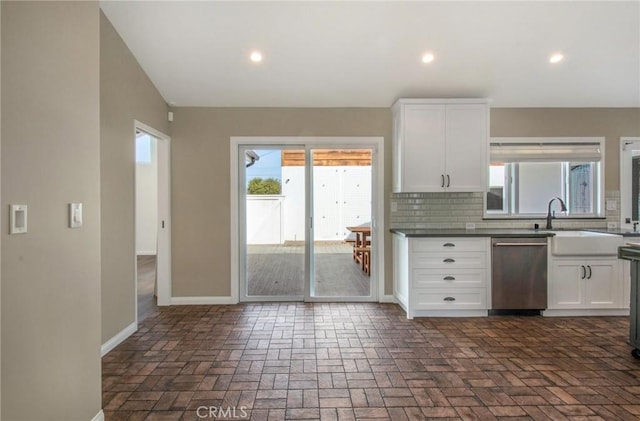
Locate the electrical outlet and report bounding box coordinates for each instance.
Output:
[465,222,476,230]
[391,201,398,212]
[607,222,618,230]
[606,200,617,211]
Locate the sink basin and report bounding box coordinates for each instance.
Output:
[551,230,622,256]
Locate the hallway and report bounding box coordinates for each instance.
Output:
[137,255,158,322]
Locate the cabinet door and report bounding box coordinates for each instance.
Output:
[444,104,487,192]
[401,105,446,192]
[549,260,583,308]
[585,260,620,308]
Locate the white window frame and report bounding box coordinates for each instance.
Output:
[484,137,605,219]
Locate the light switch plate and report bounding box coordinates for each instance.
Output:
[391,201,398,212]
[69,203,82,228]
[466,222,476,230]
[9,204,27,234]
[607,222,618,230]
[606,200,617,211]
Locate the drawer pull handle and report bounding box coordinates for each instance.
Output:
[443,296,456,302]
[443,276,456,281]
[443,243,455,247]
[443,258,455,263]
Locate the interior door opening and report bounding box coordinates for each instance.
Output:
[134,122,172,323]
[621,137,640,231]
[135,131,159,321]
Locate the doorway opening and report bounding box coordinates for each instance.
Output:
[135,131,159,321]
[231,137,384,303]
[620,137,640,230]
[134,121,171,324]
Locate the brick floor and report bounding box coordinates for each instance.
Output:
[102,303,640,420]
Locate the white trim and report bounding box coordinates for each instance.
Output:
[134,121,172,308]
[171,296,238,305]
[230,137,385,303]
[486,136,606,219]
[91,410,105,421]
[409,310,489,318]
[378,294,396,303]
[542,309,629,317]
[101,322,137,357]
[136,251,156,256]
[620,137,640,230]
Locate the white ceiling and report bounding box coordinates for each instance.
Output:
[100,1,640,108]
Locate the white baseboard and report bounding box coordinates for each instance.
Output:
[136,251,156,256]
[101,321,137,357]
[542,308,630,317]
[91,409,105,421]
[411,309,488,318]
[378,294,396,303]
[171,296,238,305]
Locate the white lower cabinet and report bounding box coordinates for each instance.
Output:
[545,257,628,316]
[393,235,490,318]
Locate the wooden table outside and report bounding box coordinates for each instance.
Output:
[346,224,371,275]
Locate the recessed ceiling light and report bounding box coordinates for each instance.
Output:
[549,53,564,64]
[250,51,263,63]
[421,52,435,64]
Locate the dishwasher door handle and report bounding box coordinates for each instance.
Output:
[493,242,547,247]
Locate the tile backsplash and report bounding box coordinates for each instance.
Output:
[390,190,620,230]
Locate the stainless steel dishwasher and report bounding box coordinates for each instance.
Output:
[491,237,548,312]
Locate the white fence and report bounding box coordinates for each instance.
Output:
[246,166,372,245]
[282,166,371,242]
[246,195,284,244]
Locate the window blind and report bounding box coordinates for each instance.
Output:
[490,142,602,163]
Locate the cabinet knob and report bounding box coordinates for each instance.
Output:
[443,296,456,302]
[443,258,455,263]
[443,276,456,281]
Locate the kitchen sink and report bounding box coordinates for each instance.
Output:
[551,230,622,256]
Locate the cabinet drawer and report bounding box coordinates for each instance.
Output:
[412,288,487,310]
[412,238,486,253]
[412,268,487,288]
[412,252,486,268]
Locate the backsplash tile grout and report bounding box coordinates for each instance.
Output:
[390,191,620,230]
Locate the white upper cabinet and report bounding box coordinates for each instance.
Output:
[392,99,489,193]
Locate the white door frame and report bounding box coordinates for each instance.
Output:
[620,137,640,230]
[230,137,385,303]
[134,121,172,314]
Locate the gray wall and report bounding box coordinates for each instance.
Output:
[169,107,393,296]
[491,108,640,191]
[100,11,168,343]
[1,2,101,419]
[169,107,639,298]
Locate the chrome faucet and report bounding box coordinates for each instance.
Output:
[546,197,567,229]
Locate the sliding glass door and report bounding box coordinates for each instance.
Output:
[239,144,376,302]
[310,148,373,299]
[240,146,306,300]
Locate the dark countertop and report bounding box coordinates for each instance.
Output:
[391,227,640,238]
[390,228,556,238]
[583,228,640,237]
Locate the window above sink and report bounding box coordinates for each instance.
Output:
[485,137,605,219]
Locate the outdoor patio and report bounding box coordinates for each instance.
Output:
[247,242,370,297]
